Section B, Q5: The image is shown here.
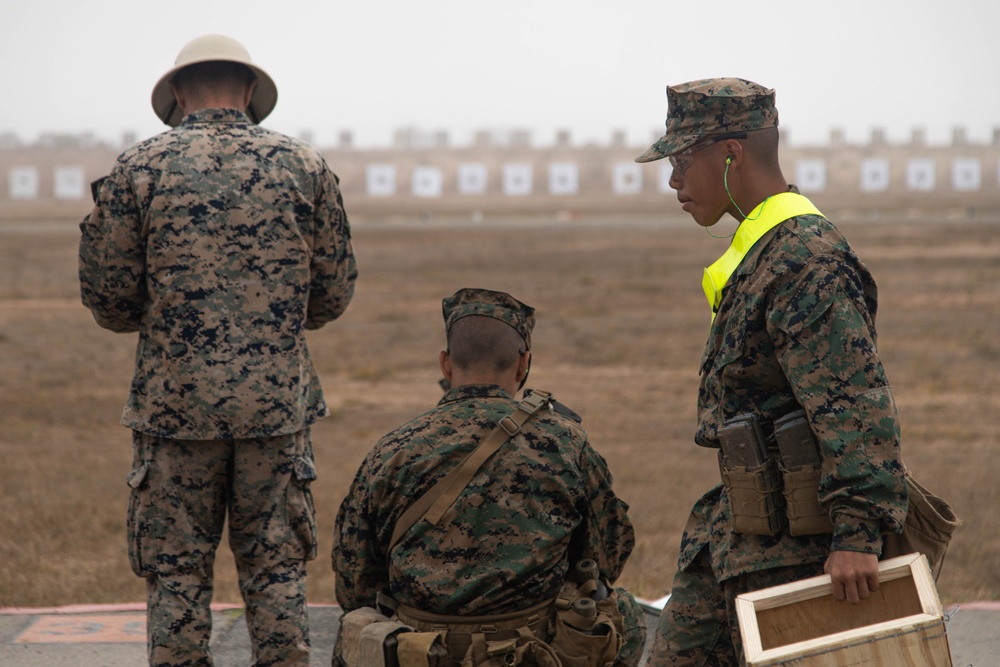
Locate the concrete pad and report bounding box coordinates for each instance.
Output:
[1,601,995,666]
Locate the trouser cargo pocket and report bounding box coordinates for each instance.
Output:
[125,461,152,577]
[283,433,318,560]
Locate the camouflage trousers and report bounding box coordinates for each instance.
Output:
[128,429,319,667]
[646,548,821,666]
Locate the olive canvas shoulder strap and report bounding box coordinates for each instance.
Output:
[388,390,552,553]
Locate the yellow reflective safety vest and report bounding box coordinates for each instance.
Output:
[702,192,824,318]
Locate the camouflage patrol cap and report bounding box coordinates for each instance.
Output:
[442,288,535,349]
[635,78,778,163]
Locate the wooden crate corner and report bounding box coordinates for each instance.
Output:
[736,553,952,666]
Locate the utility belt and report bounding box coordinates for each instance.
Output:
[340,559,627,667]
[716,409,834,537]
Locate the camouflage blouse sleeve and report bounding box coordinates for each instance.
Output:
[78,168,146,333]
[768,253,907,554]
[571,441,636,584]
[305,165,358,330]
[331,450,390,612]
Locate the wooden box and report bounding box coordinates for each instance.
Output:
[736,553,952,666]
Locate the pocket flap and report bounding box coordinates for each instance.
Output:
[126,464,148,490]
[293,456,317,482]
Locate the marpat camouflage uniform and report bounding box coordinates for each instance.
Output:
[79,107,357,667]
[649,213,908,665]
[332,383,643,664]
[80,109,356,439]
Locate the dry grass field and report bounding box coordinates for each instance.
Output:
[1,212,997,610]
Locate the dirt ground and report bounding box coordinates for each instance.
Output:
[0,213,997,609]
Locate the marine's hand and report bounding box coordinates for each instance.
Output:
[824,550,879,604]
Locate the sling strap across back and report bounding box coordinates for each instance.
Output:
[388,390,552,553]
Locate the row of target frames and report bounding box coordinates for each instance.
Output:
[5,157,996,201]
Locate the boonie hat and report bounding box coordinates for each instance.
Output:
[635,77,778,163]
[442,288,535,350]
[151,34,278,127]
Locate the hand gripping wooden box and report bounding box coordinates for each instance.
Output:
[736,553,952,666]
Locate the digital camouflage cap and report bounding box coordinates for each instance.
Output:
[442,288,535,350]
[635,77,778,163]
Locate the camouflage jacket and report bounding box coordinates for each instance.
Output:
[332,384,635,616]
[79,109,358,439]
[680,213,908,581]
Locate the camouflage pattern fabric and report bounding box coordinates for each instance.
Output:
[79,108,358,440]
[612,588,649,667]
[649,549,821,666]
[442,287,536,348]
[635,78,778,163]
[650,212,908,664]
[129,430,317,667]
[332,384,639,662]
[79,107,356,666]
[685,212,908,578]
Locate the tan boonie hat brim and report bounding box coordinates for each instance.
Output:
[151,34,278,127]
[442,288,536,349]
[635,77,778,163]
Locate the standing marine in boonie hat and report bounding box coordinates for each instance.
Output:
[79,32,358,667]
[636,77,912,666]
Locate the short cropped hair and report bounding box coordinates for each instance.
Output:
[447,316,525,373]
[173,61,255,93]
[744,126,781,171]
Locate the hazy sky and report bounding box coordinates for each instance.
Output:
[3,0,997,149]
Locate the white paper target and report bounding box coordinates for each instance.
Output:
[658,163,673,192]
[612,162,642,195]
[457,163,488,194]
[54,166,85,199]
[548,162,579,195]
[9,167,39,199]
[905,159,936,191]
[795,160,826,193]
[366,164,396,196]
[859,159,890,192]
[412,166,443,197]
[951,158,980,191]
[503,164,533,196]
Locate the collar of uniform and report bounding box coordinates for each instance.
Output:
[701,192,823,318]
[438,384,513,406]
[178,108,253,126]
